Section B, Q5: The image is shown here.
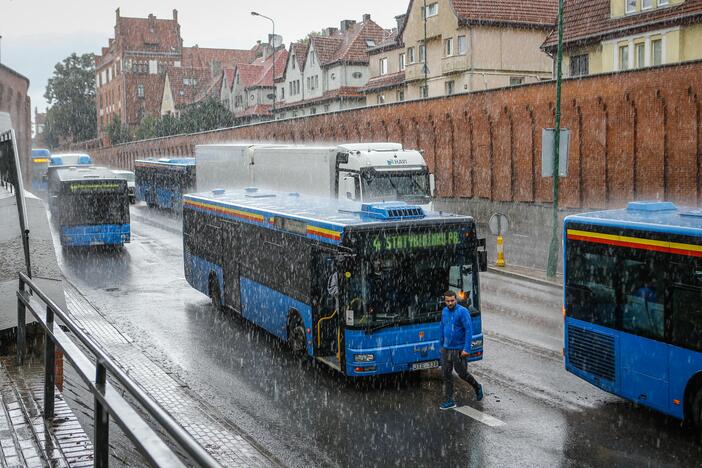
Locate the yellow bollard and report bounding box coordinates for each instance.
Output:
[496,235,505,267]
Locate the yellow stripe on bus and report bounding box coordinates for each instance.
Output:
[567,229,702,253]
[185,200,265,222]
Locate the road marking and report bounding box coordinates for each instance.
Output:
[454,406,506,427]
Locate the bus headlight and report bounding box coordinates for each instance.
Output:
[354,354,375,362]
[471,338,483,349]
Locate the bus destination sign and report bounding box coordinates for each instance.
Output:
[372,231,461,252]
[70,183,121,192]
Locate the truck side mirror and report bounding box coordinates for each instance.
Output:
[477,238,488,272]
[342,176,357,201]
[429,173,436,197]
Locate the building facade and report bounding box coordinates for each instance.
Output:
[0,64,31,178]
[95,9,257,137]
[362,16,408,105]
[543,0,702,78]
[275,15,389,119]
[399,0,556,100]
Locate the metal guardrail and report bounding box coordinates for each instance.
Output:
[16,272,222,468]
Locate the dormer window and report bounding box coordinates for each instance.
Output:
[366,39,376,48]
[292,56,296,69]
[625,0,636,14]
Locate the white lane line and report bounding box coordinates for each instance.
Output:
[454,406,506,427]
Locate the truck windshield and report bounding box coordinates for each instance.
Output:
[343,250,474,329]
[361,171,430,203]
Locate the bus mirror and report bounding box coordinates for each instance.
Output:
[478,249,488,272]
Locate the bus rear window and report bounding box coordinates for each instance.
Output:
[566,248,617,328]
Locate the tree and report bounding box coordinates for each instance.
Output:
[154,113,181,137]
[135,114,158,141]
[104,116,132,145]
[177,98,233,134]
[43,53,97,144]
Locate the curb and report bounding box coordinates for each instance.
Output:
[486,266,562,289]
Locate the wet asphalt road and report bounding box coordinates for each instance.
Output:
[53,205,702,467]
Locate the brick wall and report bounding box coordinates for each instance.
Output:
[0,64,31,184]
[75,60,702,209]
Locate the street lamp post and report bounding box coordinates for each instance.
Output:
[546,0,565,278]
[251,11,276,118]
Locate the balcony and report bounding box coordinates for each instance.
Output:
[441,54,470,75]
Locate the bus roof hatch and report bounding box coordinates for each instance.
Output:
[361,202,425,220]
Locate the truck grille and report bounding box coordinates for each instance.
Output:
[567,325,615,382]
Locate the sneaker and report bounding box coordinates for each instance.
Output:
[439,399,457,410]
[475,384,484,402]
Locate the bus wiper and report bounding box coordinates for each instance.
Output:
[365,321,399,334]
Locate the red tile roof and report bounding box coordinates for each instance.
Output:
[307,17,390,68]
[165,67,214,107]
[250,49,288,88]
[222,68,236,90]
[235,63,265,88]
[276,86,365,111]
[451,0,558,28]
[182,46,257,69]
[360,71,406,93]
[235,104,273,118]
[291,42,309,70]
[543,0,702,50]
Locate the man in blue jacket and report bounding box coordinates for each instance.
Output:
[439,290,483,410]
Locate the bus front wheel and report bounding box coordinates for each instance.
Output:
[287,313,306,355]
[209,276,222,312]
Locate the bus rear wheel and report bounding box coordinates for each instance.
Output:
[288,314,306,355]
[693,387,702,431]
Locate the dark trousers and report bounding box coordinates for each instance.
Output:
[441,348,479,401]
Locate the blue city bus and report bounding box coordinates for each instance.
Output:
[47,166,130,247]
[30,149,51,193]
[183,188,488,376]
[135,158,196,210]
[50,153,92,166]
[564,201,702,429]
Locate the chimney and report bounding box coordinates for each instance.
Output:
[340,19,356,33]
[173,9,178,22]
[115,7,120,20]
[324,27,339,37]
[395,14,406,32]
[363,13,371,22]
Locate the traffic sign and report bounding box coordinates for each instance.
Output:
[488,213,509,236]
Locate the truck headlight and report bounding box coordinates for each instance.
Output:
[354,354,375,362]
[471,338,483,349]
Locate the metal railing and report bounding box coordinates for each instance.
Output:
[16,272,222,468]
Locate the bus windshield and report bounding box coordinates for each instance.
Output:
[361,170,430,203]
[59,191,128,226]
[344,249,474,329]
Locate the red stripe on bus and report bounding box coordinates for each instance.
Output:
[567,233,702,258]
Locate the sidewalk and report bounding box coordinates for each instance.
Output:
[62,281,278,468]
[486,263,563,288]
[0,357,92,467]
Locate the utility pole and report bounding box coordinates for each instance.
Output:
[251,12,276,117]
[547,0,565,279]
[422,0,428,97]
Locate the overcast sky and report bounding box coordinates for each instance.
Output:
[0,0,407,115]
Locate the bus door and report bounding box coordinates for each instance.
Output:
[618,254,669,411]
[220,220,241,310]
[314,253,341,359]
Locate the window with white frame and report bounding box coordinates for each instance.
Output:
[626,0,636,13]
[652,39,663,65]
[458,36,467,55]
[444,38,453,57]
[642,0,652,9]
[399,53,406,71]
[292,56,296,69]
[658,0,669,5]
[380,57,388,75]
[419,44,426,63]
[421,2,438,18]
[419,85,428,98]
[377,95,385,104]
[137,84,144,98]
[619,44,630,70]
[407,47,415,64]
[445,81,454,95]
[635,42,645,68]
[397,90,405,102]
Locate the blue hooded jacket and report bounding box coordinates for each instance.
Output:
[439,303,473,353]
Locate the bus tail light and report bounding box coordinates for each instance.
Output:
[562,306,566,319]
[673,399,680,406]
[354,366,376,373]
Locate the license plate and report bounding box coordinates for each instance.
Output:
[411,360,439,371]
